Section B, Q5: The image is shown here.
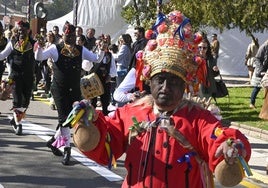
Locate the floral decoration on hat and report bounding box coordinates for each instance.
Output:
[136,10,207,87]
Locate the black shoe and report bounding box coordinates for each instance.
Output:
[46,137,63,156]
[15,124,22,135]
[62,147,71,165]
[10,118,16,129]
[50,104,56,110]
[10,118,15,124]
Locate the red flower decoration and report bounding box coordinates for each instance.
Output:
[135,50,144,60]
[145,30,154,40]
[142,65,151,79]
[146,40,158,51]
[158,38,167,46]
[168,11,184,24]
[157,23,168,33]
[167,38,175,46]
[177,40,185,48]
[193,32,203,44]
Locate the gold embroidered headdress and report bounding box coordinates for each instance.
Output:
[137,10,206,85]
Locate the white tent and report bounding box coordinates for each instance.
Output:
[207,28,268,76]
[47,0,268,76]
[46,0,133,43]
[46,11,73,32]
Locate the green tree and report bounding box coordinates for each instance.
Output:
[122,0,268,40]
[45,0,73,20]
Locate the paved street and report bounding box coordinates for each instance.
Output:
[0,75,268,187]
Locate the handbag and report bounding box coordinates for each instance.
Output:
[213,74,229,98]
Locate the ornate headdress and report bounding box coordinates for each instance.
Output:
[135,8,207,90]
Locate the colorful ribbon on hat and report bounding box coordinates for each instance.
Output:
[152,12,166,31]
[174,17,191,41]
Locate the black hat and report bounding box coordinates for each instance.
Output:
[62,21,75,35]
[212,33,217,37]
[17,20,30,29]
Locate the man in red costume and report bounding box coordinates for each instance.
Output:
[72,10,251,188]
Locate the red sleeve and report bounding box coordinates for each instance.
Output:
[82,107,129,165]
[189,107,251,172]
[82,111,109,165]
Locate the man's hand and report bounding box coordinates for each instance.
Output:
[130,91,147,102]
[215,139,247,165]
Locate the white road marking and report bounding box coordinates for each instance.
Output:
[8,117,124,182]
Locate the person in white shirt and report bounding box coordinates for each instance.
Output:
[110,34,131,87]
[35,22,104,165]
[113,67,149,105]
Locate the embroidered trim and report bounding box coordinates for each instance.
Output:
[61,44,80,57]
[13,37,32,53]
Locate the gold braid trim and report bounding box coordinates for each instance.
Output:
[14,37,32,53]
[61,44,80,58]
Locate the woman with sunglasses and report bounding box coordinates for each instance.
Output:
[198,37,220,99]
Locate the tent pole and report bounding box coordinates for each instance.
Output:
[27,0,31,23]
[73,0,78,26]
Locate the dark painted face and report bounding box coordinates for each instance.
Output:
[150,72,185,111]
[18,26,28,40]
[63,33,76,45]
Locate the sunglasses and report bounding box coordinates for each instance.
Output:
[198,46,208,50]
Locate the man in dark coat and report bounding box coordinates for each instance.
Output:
[128,26,148,70]
[0,21,35,135]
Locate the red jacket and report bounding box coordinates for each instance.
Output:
[83,100,251,188]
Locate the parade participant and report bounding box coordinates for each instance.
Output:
[0,21,35,135]
[0,22,8,83]
[0,22,8,114]
[70,9,251,188]
[113,66,150,104]
[34,22,105,165]
[90,37,114,115]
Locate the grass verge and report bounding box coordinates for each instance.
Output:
[213,87,268,131]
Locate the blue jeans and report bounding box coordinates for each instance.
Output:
[250,86,261,105]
